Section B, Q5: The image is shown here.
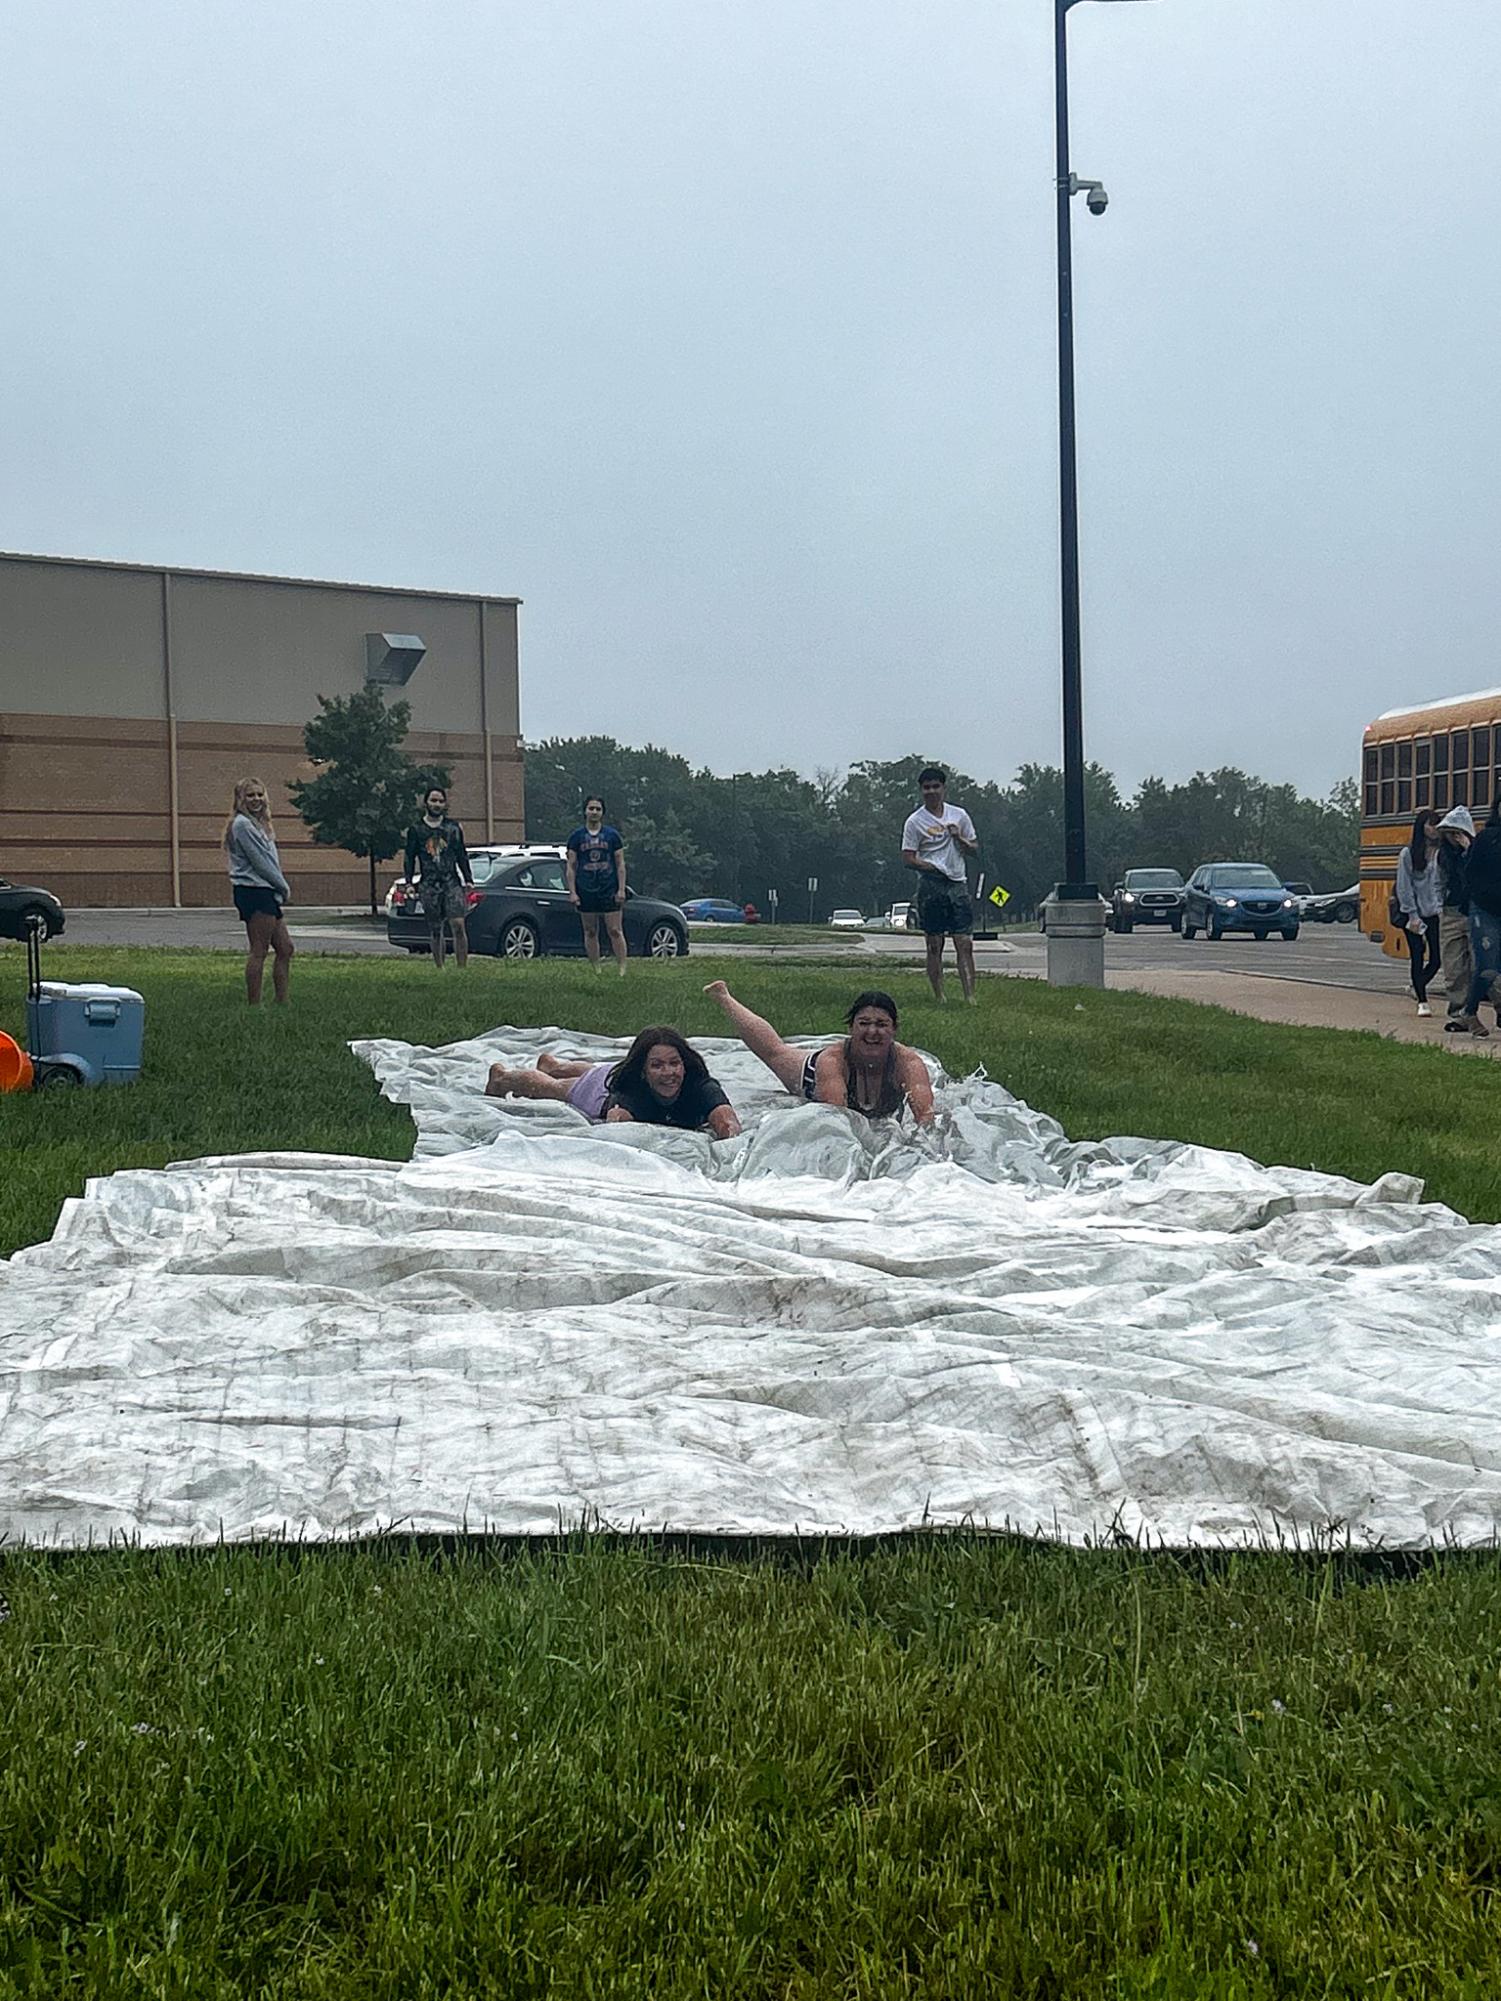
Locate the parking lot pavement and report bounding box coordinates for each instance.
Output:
[47,908,395,956]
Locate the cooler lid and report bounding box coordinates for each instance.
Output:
[37,982,145,1003]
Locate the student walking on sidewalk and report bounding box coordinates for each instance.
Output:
[1396,808,1443,1017]
[1435,805,1477,1032]
[1460,795,1501,1035]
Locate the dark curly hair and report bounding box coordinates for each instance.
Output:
[607,1026,710,1099]
[845,990,899,1028]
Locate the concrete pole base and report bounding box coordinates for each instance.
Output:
[1042,895,1108,989]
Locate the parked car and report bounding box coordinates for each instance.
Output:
[385,844,567,918]
[0,877,65,942]
[681,898,754,924]
[884,901,919,931]
[387,853,689,958]
[1181,863,1300,941]
[1303,883,1360,924]
[1109,868,1185,933]
[829,908,865,929]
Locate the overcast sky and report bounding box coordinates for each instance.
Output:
[3,2,1497,797]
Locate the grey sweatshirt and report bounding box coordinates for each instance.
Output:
[227,813,291,902]
[1396,843,1442,922]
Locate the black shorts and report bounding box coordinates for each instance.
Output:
[916,878,973,936]
[577,888,622,915]
[233,886,283,925]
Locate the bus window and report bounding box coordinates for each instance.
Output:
[1434,772,1450,810]
[1434,734,1450,772]
[1473,726,1491,772]
[1363,747,1379,816]
[1416,740,1432,776]
[1397,742,1413,778]
[1452,730,1470,773]
[1453,770,1469,807]
[1380,743,1396,779]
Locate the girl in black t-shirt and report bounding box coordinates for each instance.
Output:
[602,1027,741,1139]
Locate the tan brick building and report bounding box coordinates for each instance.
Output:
[0,552,523,907]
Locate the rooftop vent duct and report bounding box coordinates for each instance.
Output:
[364,632,426,687]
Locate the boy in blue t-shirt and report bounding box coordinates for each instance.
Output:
[566,795,628,974]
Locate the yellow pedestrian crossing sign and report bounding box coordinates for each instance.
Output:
[988,884,1011,909]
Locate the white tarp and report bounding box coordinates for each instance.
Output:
[2,1023,1499,1549]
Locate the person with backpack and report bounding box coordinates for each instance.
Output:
[1459,793,1501,1035]
[1435,805,1477,1033]
[1395,807,1443,1017]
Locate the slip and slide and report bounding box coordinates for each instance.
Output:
[2,1019,1499,1549]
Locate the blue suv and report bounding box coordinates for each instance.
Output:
[1182,862,1301,942]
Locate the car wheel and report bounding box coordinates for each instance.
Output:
[497,918,540,960]
[647,922,684,959]
[1254,930,1270,940]
[22,906,59,941]
[1118,919,1133,935]
[1335,902,1357,924]
[1208,922,1223,942]
[1170,916,1182,933]
[1279,927,1299,942]
[1182,920,1196,940]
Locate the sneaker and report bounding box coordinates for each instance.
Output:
[1471,1019,1492,1039]
[1445,1018,1467,1034]
[1417,1002,1432,1018]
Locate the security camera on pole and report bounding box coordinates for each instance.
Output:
[1042,0,1155,987]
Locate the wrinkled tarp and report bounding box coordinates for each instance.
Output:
[2,1024,1498,1549]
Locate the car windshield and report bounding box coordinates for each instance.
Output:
[470,855,500,884]
[1125,870,1182,888]
[1209,865,1282,889]
[832,909,861,920]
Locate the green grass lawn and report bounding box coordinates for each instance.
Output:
[5,946,1501,1995]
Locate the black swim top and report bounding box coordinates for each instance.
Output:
[800,1041,908,1120]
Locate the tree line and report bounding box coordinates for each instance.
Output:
[524,737,1360,918]
[288,691,1360,919]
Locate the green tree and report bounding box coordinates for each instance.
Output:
[290,687,449,915]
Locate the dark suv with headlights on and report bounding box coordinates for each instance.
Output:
[1109,868,1184,933]
[1181,863,1301,942]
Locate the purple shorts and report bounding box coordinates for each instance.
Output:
[566,1062,614,1122]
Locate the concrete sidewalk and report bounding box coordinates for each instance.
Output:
[1101,964,1500,1057]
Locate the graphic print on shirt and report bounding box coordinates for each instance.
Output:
[567,825,624,898]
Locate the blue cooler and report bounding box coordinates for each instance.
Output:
[26,981,145,1086]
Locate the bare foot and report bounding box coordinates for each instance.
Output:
[536,1052,566,1076]
[485,1063,512,1098]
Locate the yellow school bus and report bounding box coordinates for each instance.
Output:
[1362,688,1501,956]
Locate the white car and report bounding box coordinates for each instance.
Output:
[384,843,568,917]
[829,909,865,929]
[886,902,913,930]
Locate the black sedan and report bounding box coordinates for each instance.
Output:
[387,853,689,959]
[0,877,65,942]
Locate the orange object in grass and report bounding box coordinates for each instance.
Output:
[0,1032,33,1093]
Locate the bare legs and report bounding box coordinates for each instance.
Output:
[703,980,807,1095]
[430,917,468,970]
[580,910,628,974]
[485,1053,592,1100]
[244,912,293,1005]
[923,932,976,1004]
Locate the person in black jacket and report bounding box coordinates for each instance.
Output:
[404,786,474,971]
[1459,794,1501,1033]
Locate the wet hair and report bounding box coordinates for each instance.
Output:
[584,795,606,813]
[223,776,273,849]
[918,766,946,787]
[845,990,899,1029]
[1409,806,1439,871]
[608,1026,710,1099]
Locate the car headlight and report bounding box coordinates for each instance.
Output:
[1282,898,1295,909]
[1214,895,1236,907]
[1122,893,1135,902]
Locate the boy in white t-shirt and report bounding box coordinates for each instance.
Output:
[900,765,979,1003]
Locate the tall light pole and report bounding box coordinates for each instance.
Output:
[1046,0,1152,983]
